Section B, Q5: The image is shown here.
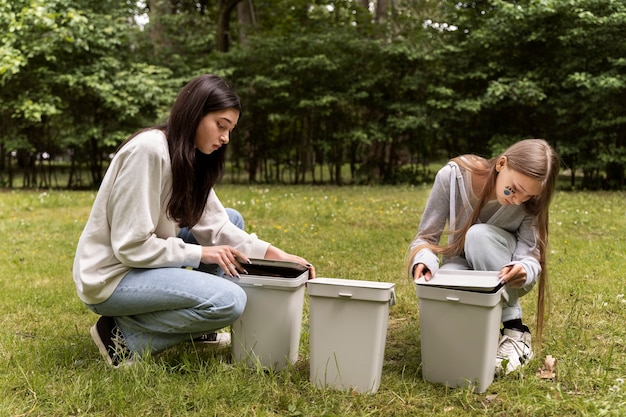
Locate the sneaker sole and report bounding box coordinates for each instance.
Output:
[90,323,115,367]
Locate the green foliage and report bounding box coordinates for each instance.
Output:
[1,0,625,189]
[214,22,434,184]
[430,0,626,186]
[0,0,172,187]
[141,0,219,77]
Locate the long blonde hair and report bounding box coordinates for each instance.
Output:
[408,139,560,348]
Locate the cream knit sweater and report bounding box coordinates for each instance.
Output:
[72,129,269,304]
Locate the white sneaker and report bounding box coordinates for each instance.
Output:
[495,328,534,375]
[192,332,231,347]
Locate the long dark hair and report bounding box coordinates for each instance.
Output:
[120,74,242,228]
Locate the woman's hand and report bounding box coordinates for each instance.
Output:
[264,246,316,279]
[412,263,432,282]
[499,264,527,288]
[201,245,249,278]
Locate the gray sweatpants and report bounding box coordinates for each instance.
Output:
[440,223,532,323]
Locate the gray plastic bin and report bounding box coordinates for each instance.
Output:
[230,269,309,370]
[308,278,396,394]
[415,270,508,393]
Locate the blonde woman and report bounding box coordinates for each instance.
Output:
[408,139,559,374]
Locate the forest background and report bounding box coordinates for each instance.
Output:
[1,0,625,189]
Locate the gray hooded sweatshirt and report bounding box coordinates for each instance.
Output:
[409,160,541,292]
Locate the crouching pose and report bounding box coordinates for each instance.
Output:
[73,74,315,367]
[408,139,559,374]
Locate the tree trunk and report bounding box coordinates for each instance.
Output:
[217,0,242,52]
[148,0,171,58]
[375,0,390,22]
[89,137,103,187]
[237,0,256,45]
[67,149,76,189]
[334,160,342,185]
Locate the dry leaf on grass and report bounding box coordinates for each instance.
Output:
[484,394,498,405]
[536,354,558,379]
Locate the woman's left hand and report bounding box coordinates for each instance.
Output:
[499,264,527,288]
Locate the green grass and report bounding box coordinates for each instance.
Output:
[1,186,625,416]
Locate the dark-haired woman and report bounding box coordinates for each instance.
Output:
[73,74,315,367]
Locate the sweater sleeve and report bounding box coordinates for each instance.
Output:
[409,164,453,276]
[511,215,542,291]
[187,190,271,259]
[107,137,202,268]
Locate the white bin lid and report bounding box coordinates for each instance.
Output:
[415,270,503,293]
[307,277,396,304]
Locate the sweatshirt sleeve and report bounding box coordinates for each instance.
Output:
[409,164,453,276]
[107,137,202,268]
[187,190,270,259]
[511,215,542,291]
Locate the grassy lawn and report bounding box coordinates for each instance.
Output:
[1,185,625,416]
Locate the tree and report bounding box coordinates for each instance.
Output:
[2,0,624,189]
[217,0,243,52]
[0,0,172,188]
[430,0,626,188]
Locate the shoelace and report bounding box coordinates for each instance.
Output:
[194,332,218,342]
[497,335,530,362]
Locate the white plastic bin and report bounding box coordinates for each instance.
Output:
[230,268,309,370]
[415,270,508,393]
[308,278,396,394]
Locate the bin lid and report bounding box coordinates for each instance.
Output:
[307,277,396,304]
[230,267,309,289]
[239,258,309,278]
[415,270,503,293]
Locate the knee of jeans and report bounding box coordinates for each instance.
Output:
[200,285,247,321]
[231,286,247,318]
[225,208,245,230]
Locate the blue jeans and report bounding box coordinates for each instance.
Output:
[440,223,530,322]
[86,209,246,355]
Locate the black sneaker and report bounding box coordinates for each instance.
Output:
[90,316,134,368]
[192,332,231,347]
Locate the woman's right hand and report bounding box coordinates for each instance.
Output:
[263,245,316,279]
[412,263,432,282]
[201,245,249,278]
